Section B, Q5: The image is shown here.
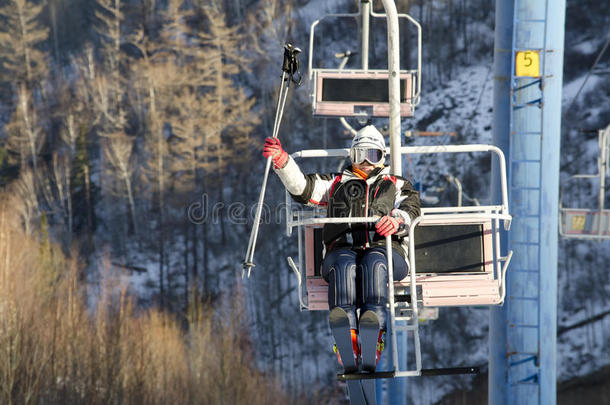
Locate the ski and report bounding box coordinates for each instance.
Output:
[329,307,358,372]
[359,310,381,404]
[360,379,376,404]
[329,307,367,405]
[360,310,380,372]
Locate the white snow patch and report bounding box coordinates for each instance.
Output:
[562,74,602,105]
[572,40,601,55]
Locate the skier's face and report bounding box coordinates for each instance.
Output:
[353,161,380,175]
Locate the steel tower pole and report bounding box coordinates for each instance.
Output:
[490,1,513,403]
[491,0,565,404]
[538,1,565,402]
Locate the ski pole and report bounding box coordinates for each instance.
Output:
[243,44,301,278]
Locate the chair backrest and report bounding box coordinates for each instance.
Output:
[559,208,610,238]
[311,69,416,118]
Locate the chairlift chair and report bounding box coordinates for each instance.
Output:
[307,4,422,120]
[285,145,513,378]
[559,124,610,239]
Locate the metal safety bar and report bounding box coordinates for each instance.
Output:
[289,144,510,222]
[287,210,513,377]
[286,214,422,376]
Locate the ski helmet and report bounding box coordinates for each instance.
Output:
[350,125,386,165]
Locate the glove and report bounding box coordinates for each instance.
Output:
[262,137,289,169]
[375,215,402,237]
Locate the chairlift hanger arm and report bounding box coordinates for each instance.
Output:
[308,6,363,82]
[369,7,422,105]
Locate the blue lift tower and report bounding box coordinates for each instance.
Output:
[490,0,566,404]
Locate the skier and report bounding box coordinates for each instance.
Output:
[263,125,420,370]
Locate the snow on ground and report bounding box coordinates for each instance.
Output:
[558,307,610,380]
[571,39,603,55]
[410,64,495,140]
[562,74,603,106]
[295,0,351,26]
[399,63,496,207]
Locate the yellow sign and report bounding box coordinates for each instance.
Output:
[571,215,586,231]
[516,51,540,77]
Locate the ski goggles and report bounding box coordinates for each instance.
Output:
[350,147,385,165]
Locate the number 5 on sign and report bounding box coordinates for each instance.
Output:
[516,51,540,77]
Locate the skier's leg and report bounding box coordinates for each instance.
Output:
[322,248,359,329]
[359,247,407,363]
[322,249,360,368]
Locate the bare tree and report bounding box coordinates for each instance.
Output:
[6,83,45,173]
[59,55,99,251]
[0,0,49,88]
[52,152,73,245]
[128,0,213,301]
[70,44,105,126]
[102,130,138,236]
[197,6,259,263]
[9,168,39,235]
[94,0,123,117]
[129,27,176,304]
[168,88,209,288]
[245,0,293,56]
[197,6,260,169]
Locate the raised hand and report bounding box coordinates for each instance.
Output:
[262,137,289,169]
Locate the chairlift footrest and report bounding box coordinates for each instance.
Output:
[420,366,480,376]
[337,371,396,381]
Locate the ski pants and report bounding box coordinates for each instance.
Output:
[321,247,408,331]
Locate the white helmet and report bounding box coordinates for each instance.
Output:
[350,125,386,165]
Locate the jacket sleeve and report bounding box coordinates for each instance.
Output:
[274,156,336,207]
[391,178,421,236]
